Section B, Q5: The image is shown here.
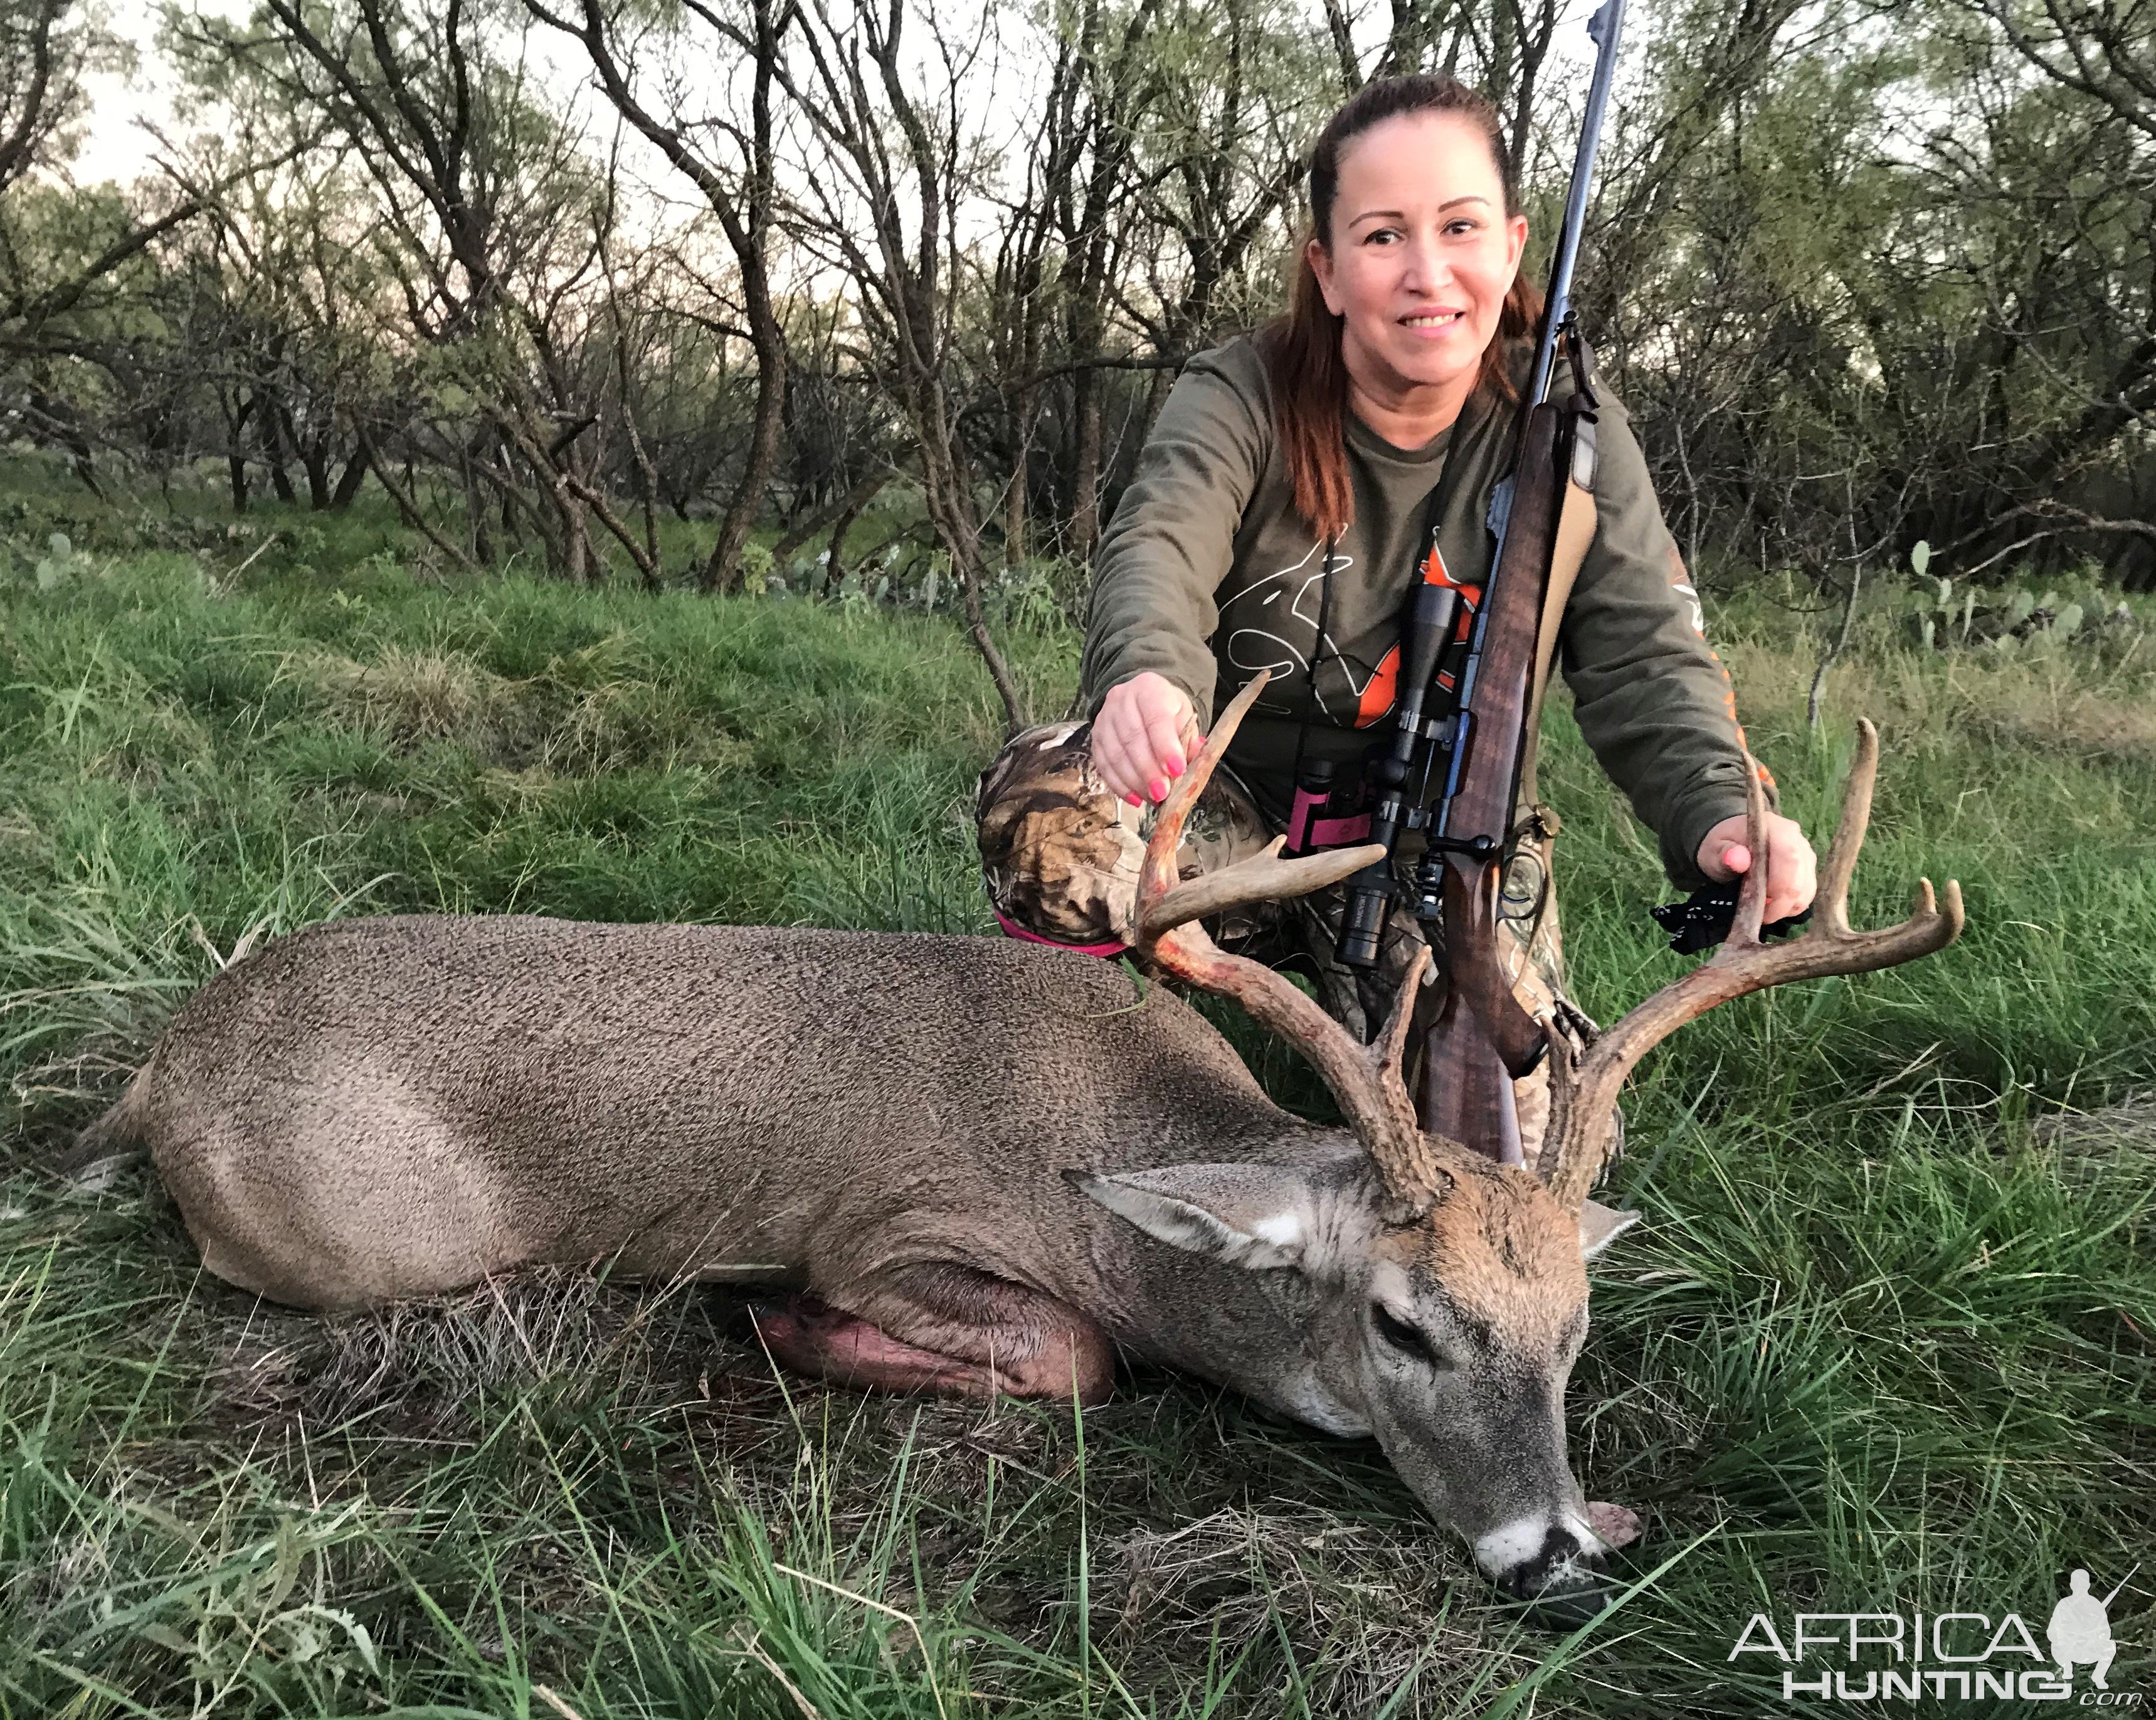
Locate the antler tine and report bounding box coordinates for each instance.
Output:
[1815,718,1879,938]
[1729,755,1771,948]
[1138,672,1388,939]
[1374,943,1432,1093]
[1141,834,1386,941]
[1360,945,1451,1206]
[1131,671,1453,1209]
[1540,719,1965,1210]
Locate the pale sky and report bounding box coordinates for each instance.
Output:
[73,0,204,186]
[72,0,1606,209]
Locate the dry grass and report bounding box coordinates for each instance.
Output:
[1718,598,2156,767]
[302,643,514,746]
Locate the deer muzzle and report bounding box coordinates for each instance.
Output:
[1475,1505,1612,1606]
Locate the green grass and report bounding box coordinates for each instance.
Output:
[1,487,2152,1716]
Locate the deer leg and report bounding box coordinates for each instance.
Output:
[749,1296,998,1395]
[751,1265,1114,1404]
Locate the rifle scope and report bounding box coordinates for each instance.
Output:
[1336,580,1459,968]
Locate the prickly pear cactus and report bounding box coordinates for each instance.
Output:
[1904,539,2133,656]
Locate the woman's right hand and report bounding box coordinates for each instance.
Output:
[1091,672,1203,807]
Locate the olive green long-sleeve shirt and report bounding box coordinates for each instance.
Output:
[1078,333,1761,890]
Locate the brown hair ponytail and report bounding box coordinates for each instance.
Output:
[1265,75,1546,542]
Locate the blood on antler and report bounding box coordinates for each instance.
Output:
[1538,719,1965,1209]
[1131,671,1456,1210]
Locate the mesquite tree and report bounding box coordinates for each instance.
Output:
[5,0,2150,595]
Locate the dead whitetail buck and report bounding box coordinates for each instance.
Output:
[80,672,1960,1605]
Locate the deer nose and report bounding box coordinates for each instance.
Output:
[1478,1515,1614,1618]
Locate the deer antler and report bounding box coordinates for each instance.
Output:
[1131,671,1456,1210]
[1539,719,1965,1210]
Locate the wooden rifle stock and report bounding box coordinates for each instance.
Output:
[1422,400,1575,1164]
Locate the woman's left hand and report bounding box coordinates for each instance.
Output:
[1694,811,1818,923]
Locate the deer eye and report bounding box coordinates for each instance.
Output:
[1370,1303,1444,1366]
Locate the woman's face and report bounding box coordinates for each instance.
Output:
[1308,111,1528,421]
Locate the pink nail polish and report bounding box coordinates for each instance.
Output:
[1149,778,1169,803]
[1165,757,1185,778]
[1126,793,1143,807]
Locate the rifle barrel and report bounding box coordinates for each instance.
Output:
[1525,0,1628,410]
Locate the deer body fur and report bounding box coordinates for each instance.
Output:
[124,916,1387,1412]
[102,909,1625,1599]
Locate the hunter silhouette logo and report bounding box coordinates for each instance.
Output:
[2050,1568,2132,1691]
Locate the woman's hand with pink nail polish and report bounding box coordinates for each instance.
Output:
[1091,673,1200,804]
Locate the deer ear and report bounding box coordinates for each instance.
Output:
[1578,1199,1642,1260]
[1065,1163,1326,1271]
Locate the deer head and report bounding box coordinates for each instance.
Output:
[1075,671,1962,1602]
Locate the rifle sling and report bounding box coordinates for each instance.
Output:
[1516,469,1599,817]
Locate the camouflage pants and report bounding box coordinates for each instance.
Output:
[975,720,1580,1160]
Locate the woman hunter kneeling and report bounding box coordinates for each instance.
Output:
[976,73,1819,1157]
